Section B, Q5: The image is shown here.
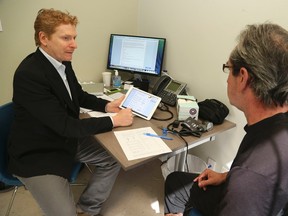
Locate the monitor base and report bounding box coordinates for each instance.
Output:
[132,78,149,92]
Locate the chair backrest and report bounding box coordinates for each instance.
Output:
[189,208,202,216]
[70,162,83,183]
[0,102,22,185]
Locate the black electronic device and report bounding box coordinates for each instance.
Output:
[107,34,166,78]
[152,75,187,106]
[181,117,213,132]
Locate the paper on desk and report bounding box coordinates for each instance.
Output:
[80,108,116,118]
[79,93,119,115]
[88,111,116,118]
[114,127,172,161]
[96,92,124,101]
[108,92,125,100]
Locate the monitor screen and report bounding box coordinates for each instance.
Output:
[107,34,166,76]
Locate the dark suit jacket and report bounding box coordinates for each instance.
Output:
[8,48,113,179]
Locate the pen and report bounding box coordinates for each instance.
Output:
[143,133,173,140]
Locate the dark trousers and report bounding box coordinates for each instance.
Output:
[164,171,223,216]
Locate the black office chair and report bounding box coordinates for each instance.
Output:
[0,102,86,215]
[0,102,23,216]
[188,208,202,216]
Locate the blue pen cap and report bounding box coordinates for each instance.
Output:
[162,127,168,136]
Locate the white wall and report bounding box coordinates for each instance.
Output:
[138,0,288,170]
[0,0,138,104]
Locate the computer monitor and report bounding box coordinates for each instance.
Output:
[107,34,166,77]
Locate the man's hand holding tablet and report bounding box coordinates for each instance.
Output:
[119,87,162,120]
[106,95,134,127]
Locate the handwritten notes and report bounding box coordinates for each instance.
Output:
[114,127,172,160]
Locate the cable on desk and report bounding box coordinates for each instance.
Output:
[166,121,190,172]
[166,120,205,172]
[178,133,190,172]
[167,121,202,138]
[152,102,174,121]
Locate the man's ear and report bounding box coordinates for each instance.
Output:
[239,67,250,90]
[39,31,48,47]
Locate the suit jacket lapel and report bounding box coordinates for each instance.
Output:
[35,49,78,115]
[63,62,80,111]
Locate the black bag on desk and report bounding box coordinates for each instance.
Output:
[198,99,229,124]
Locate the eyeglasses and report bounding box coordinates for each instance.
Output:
[222,64,233,73]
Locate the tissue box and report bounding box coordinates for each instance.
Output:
[177,95,199,120]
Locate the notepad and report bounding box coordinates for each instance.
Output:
[119,87,161,120]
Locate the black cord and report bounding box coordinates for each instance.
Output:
[166,119,208,173]
[178,133,190,172]
[166,122,189,171]
[179,128,202,138]
[152,103,174,121]
[167,121,202,138]
[166,121,203,173]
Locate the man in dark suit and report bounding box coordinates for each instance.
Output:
[8,8,134,216]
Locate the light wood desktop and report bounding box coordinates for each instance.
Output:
[86,107,236,171]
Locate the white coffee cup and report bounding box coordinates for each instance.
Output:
[102,72,112,87]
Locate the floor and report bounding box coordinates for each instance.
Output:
[0,159,166,216]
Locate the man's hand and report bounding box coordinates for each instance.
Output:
[105,95,134,127]
[105,95,125,113]
[112,108,134,127]
[194,169,228,191]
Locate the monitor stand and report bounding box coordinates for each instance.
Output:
[129,74,149,92]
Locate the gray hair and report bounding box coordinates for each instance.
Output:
[230,23,288,106]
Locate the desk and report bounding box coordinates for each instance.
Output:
[90,107,236,171]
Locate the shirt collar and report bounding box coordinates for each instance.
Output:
[39,47,65,71]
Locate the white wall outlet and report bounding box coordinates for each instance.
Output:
[207,157,216,171]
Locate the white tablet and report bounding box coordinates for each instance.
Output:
[120,87,161,120]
